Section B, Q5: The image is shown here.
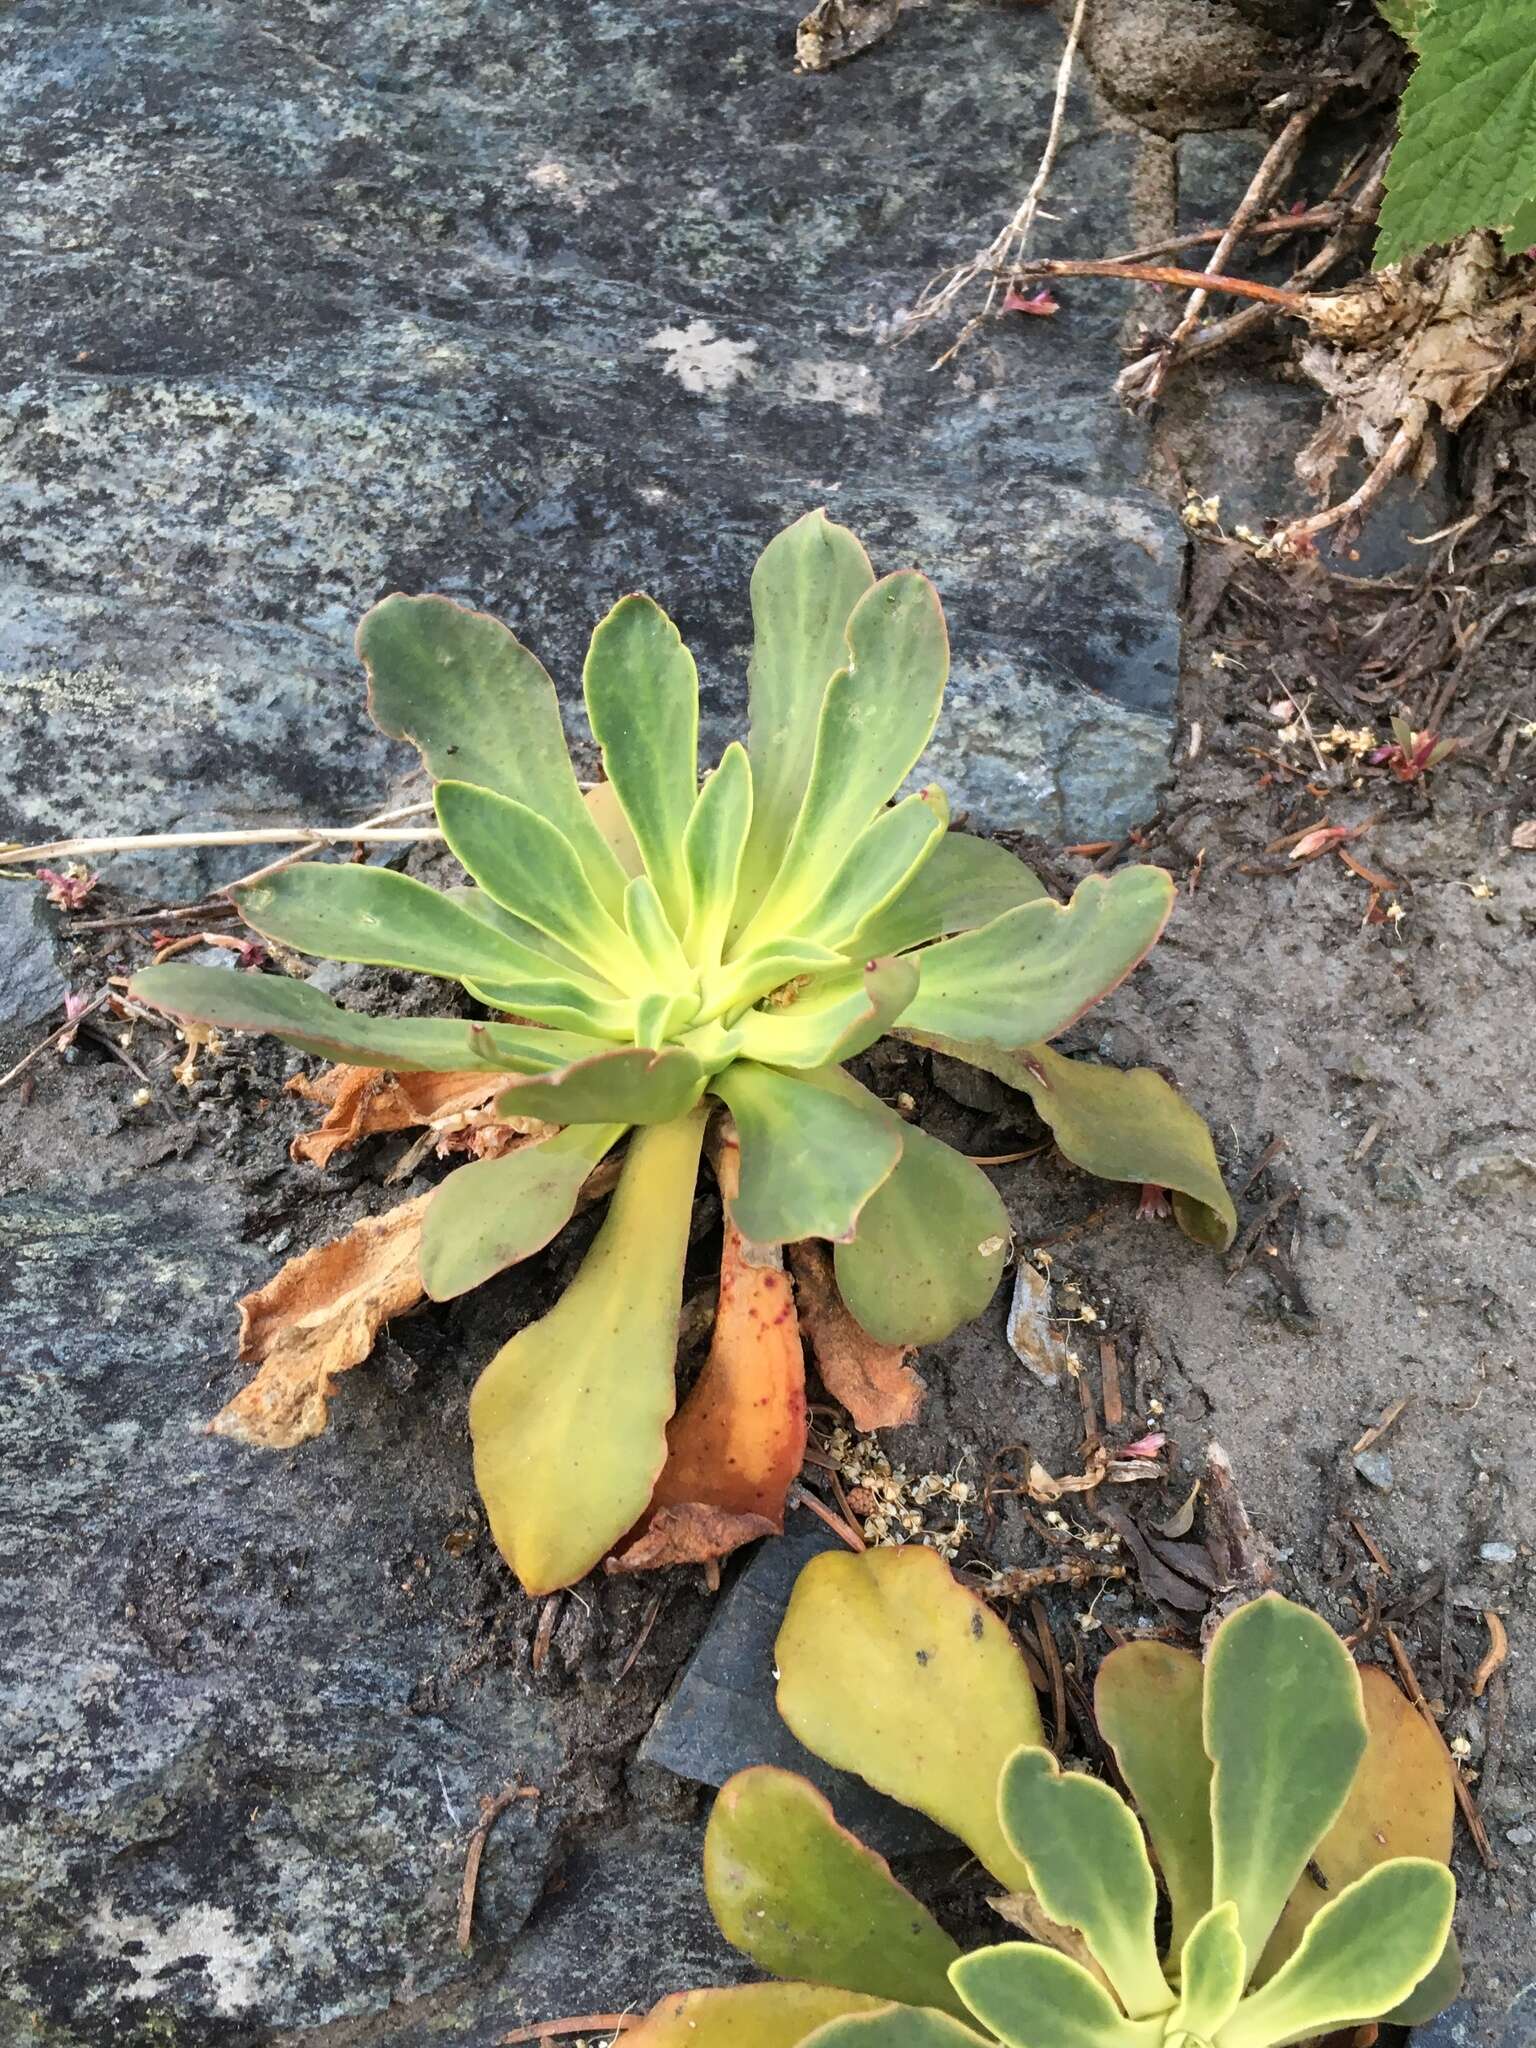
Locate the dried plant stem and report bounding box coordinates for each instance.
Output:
[903,0,1090,362]
[1027,259,1308,311]
[0,823,443,866]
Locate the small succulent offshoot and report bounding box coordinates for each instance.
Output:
[634,1549,1462,2048]
[131,512,1234,1594]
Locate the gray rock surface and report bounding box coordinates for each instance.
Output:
[1,0,1180,900]
[0,885,66,1032]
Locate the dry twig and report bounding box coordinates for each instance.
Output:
[458,1781,541,1952]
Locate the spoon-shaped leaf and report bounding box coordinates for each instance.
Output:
[624,873,695,990]
[468,1106,706,1593]
[803,2010,990,2048]
[1166,1904,1246,2042]
[733,959,919,1071]
[736,507,876,932]
[698,938,854,1025]
[493,1044,710,1125]
[127,963,597,1074]
[775,1546,1045,1891]
[684,742,754,969]
[737,571,948,951]
[792,788,948,954]
[948,1944,1165,2048]
[996,1747,1171,2021]
[1206,1594,1368,1970]
[584,593,700,932]
[419,1123,625,1300]
[443,884,598,983]
[1218,1861,1455,2048]
[844,833,1047,960]
[1094,1640,1213,1960]
[584,778,645,878]
[905,1038,1235,1249]
[705,1767,967,2017]
[628,1985,885,2048]
[356,592,628,914]
[897,869,1174,1048]
[710,1060,902,1243]
[435,780,647,990]
[818,1069,1008,1346]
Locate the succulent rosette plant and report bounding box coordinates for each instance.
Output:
[635,1548,1462,2048]
[131,512,1234,1593]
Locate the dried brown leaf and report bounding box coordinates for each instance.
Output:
[213,1196,429,1449]
[287,1065,552,1168]
[606,1503,777,1576]
[1511,820,1536,850]
[788,1239,925,1430]
[1006,1260,1076,1390]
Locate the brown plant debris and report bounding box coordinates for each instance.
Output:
[287,1065,551,1168]
[795,0,900,72]
[212,1196,430,1449]
[788,1239,924,1430]
[458,1780,540,1953]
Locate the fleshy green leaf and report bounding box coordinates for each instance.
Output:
[493,1044,710,1125]
[897,869,1174,1049]
[1206,1595,1368,1970]
[419,1123,625,1300]
[356,592,627,913]
[844,832,1048,960]
[793,789,949,954]
[1375,0,1536,267]
[996,1747,1171,2020]
[443,884,597,982]
[585,778,645,877]
[127,963,595,1074]
[804,2009,991,2048]
[435,780,645,990]
[1094,1640,1213,1960]
[461,972,641,1040]
[685,742,755,968]
[1219,1861,1456,2048]
[820,1070,1008,1346]
[699,938,855,1025]
[736,508,877,931]
[629,1985,885,2048]
[1262,1665,1459,2012]
[468,1107,706,1594]
[1168,1905,1245,2041]
[1382,1926,1464,2026]
[583,593,700,931]
[710,1061,902,1244]
[774,1546,1046,1890]
[948,1944,1165,2048]
[737,571,949,951]
[704,1767,967,2018]
[235,862,595,991]
[733,959,919,1071]
[625,874,695,989]
[902,1038,1235,1251]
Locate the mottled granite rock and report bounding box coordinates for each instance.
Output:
[1,0,1180,899]
[0,886,66,1032]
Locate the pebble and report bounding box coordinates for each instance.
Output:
[1479,1540,1518,1565]
[1353,1449,1394,1492]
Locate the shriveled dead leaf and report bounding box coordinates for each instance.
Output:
[987,1895,1114,1993]
[287,1065,551,1168]
[1006,1259,1075,1390]
[788,1239,924,1430]
[1512,820,1536,850]
[214,1196,429,1449]
[610,1132,808,1574]
[1026,1448,1168,1502]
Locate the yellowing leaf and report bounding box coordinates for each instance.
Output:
[214,1196,430,1449]
[629,1985,884,2048]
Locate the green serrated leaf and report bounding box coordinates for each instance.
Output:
[710,1060,902,1243]
[803,2009,990,2048]
[1094,1640,1213,1961]
[819,1069,1008,1345]
[735,508,877,933]
[684,743,755,968]
[630,1985,886,2048]
[704,1767,967,2017]
[996,1747,1171,2020]
[737,571,949,951]
[468,1106,705,1594]
[733,958,919,1071]
[419,1123,626,1300]
[948,1944,1165,2048]
[435,780,646,990]
[126,964,596,1074]
[356,592,628,914]
[902,1037,1235,1250]
[1169,1905,1246,2041]
[1220,1861,1456,2048]
[774,1546,1046,1891]
[897,868,1173,1048]
[584,593,700,932]
[493,1044,710,1124]
[844,832,1048,960]
[792,789,949,954]
[1375,0,1536,265]
[1206,1595,1368,1970]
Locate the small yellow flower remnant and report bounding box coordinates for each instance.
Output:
[1450,1734,1473,1761]
[130,1086,152,1110]
[1462,877,1496,900]
[1317,725,1378,758]
[171,1023,225,1089]
[1232,522,1266,548]
[821,1426,974,1555]
[1181,493,1222,532]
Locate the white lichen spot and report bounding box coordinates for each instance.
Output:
[85,1902,273,2014]
[643,321,758,398]
[783,358,882,416]
[525,159,599,212]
